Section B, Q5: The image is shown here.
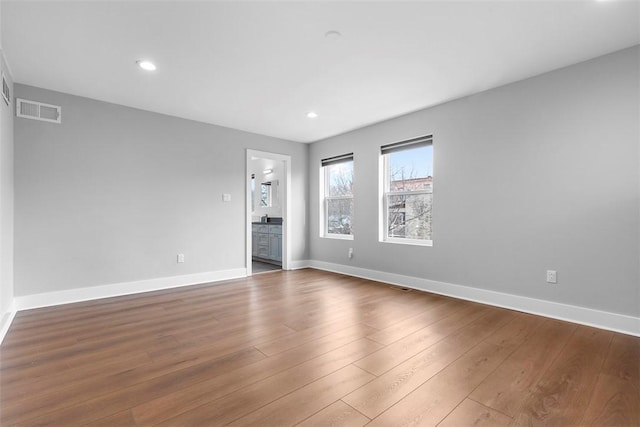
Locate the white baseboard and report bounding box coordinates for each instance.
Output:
[287,260,311,270]
[5,262,638,340]
[0,304,17,345]
[308,260,640,337]
[14,268,247,311]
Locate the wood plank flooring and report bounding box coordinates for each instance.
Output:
[0,269,638,426]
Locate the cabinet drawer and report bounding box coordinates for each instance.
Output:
[253,224,269,234]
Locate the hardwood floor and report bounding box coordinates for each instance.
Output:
[0,269,638,426]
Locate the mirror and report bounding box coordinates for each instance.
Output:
[261,180,278,207]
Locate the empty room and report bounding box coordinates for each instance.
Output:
[0,1,638,426]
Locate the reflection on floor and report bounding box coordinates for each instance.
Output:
[252,260,281,274]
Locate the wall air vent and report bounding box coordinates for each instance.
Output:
[16,98,61,123]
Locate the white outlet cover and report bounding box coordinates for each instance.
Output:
[222,193,231,202]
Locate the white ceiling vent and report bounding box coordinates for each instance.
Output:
[16,98,62,123]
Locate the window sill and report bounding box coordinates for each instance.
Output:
[322,234,354,241]
[382,238,432,247]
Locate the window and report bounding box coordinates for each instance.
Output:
[261,182,271,207]
[321,153,354,238]
[251,174,255,212]
[381,135,433,245]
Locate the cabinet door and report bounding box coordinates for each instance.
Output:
[277,234,282,261]
[252,232,258,256]
[269,233,282,262]
[257,233,270,258]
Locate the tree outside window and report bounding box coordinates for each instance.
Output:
[321,154,354,238]
[382,137,433,244]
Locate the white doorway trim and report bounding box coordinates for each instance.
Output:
[246,149,292,276]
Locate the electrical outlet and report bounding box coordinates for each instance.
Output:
[348,248,353,259]
[546,270,557,283]
[177,253,185,263]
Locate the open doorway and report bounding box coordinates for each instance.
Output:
[246,150,291,276]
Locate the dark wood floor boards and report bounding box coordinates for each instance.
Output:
[226,364,374,427]
[355,302,491,376]
[0,268,637,426]
[88,409,138,427]
[295,400,370,427]
[511,326,613,426]
[343,308,516,419]
[469,318,577,417]
[364,297,465,346]
[255,315,373,357]
[571,332,639,426]
[1,347,266,425]
[438,399,512,427]
[150,339,381,426]
[581,372,640,426]
[132,329,380,426]
[367,340,515,426]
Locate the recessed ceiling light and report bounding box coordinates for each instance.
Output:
[136,60,156,71]
[307,111,318,119]
[325,30,342,39]
[263,169,273,175]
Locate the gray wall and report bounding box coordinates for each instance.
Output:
[0,51,14,320]
[14,85,308,296]
[310,46,640,317]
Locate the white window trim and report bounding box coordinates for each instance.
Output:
[324,194,354,239]
[320,164,354,240]
[380,148,433,246]
[385,236,433,246]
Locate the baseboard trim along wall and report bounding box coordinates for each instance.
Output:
[307,260,640,337]
[2,261,638,345]
[13,268,247,311]
[288,260,312,270]
[0,306,17,345]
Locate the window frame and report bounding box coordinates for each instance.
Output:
[320,153,354,240]
[380,136,433,246]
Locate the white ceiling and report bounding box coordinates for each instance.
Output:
[2,1,639,143]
